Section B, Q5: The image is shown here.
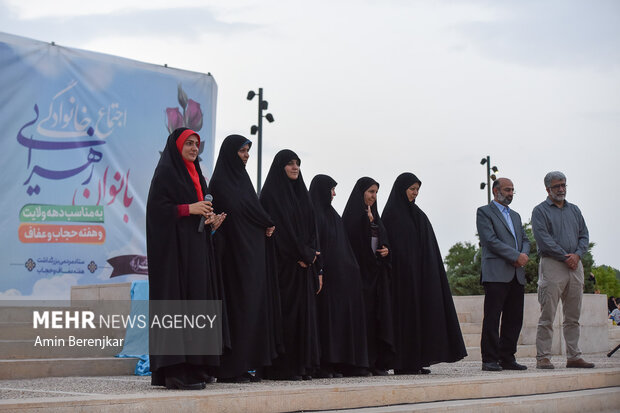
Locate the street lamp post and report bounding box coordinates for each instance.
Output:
[480,156,498,203]
[247,87,275,194]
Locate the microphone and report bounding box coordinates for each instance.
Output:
[198,194,214,232]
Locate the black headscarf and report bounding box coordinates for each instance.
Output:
[210,134,273,227]
[341,177,395,369]
[260,149,317,264]
[146,127,223,385]
[342,177,390,276]
[309,174,369,368]
[382,172,466,370]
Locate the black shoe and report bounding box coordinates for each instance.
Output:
[371,368,389,376]
[302,375,313,380]
[165,377,206,390]
[394,369,418,375]
[481,362,503,372]
[242,372,262,382]
[417,368,431,375]
[313,369,333,379]
[332,372,344,378]
[500,360,527,370]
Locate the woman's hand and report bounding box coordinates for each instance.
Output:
[312,251,320,264]
[210,213,227,231]
[299,251,320,268]
[189,201,213,218]
[265,226,275,237]
[377,245,389,257]
[367,205,374,223]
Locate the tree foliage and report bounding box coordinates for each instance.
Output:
[445,241,483,295]
[592,265,620,297]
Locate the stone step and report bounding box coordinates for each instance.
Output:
[0,321,126,341]
[459,322,482,334]
[0,306,72,323]
[457,312,472,323]
[0,357,138,380]
[0,337,124,359]
[0,368,617,412]
[461,333,527,348]
[463,344,537,361]
[319,387,620,412]
[608,327,620,340]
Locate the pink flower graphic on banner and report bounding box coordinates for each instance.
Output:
[166,108,184,132]
[185,99,203,131]
[166,84,204,134]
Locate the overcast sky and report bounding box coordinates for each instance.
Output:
[2,0,619,269]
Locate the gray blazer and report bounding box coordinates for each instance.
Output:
[476,203,530,285]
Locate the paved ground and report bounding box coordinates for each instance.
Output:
[1,354,619,401]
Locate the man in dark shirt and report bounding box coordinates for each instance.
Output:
[531,171,594,369]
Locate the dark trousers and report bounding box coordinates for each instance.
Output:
[481,277,524,363]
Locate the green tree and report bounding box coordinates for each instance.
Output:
[445,241,483,295]
[593,265,620,297]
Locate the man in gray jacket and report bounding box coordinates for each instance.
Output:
[476,178,530,371]
[532,171,593,369]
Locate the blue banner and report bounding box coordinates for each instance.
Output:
[0,32,217,299]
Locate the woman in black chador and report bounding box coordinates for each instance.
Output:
[146,128,226,390]
[309,174,369,377]
[260,149,321,380]
[381,172,467,374]
[209,134,281,383]
[342,177,395,376]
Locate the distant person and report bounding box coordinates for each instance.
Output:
[608,296,617,313]
[609,303,620,325]
[382,172,467,374]
[309,174,369,377]
[260,149,321,380]
[476,178,530,372]
[209,135,281,383]
[146,128,226,390]
[342,177,395,376]
[532,171,594,369]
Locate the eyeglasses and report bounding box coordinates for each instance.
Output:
[549,183,567,190]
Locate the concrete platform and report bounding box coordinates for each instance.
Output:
[0,356,618,413]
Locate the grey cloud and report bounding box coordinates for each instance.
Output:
[0,3,261,45]
[456,0,620,68]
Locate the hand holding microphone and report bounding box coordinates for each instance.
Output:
[197,194,213,232]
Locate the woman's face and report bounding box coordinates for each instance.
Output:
[237,144,250,165]
[181,134,200,162]
[330,187,336,201]
[284,159,300,180]
[406,182,420,202]
[364,184,379,207]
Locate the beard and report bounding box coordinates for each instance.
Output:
[496,192,513,205]
[549,191,566,202]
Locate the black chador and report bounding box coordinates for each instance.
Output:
[209,135,282,382]
[259,149,320,380]
[309,174,369,376]
[146,128,228,389]
[342,177,395,374]
[381,172,467,374]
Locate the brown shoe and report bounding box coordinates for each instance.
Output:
[536,358,555,369]
[566,358,595,368]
